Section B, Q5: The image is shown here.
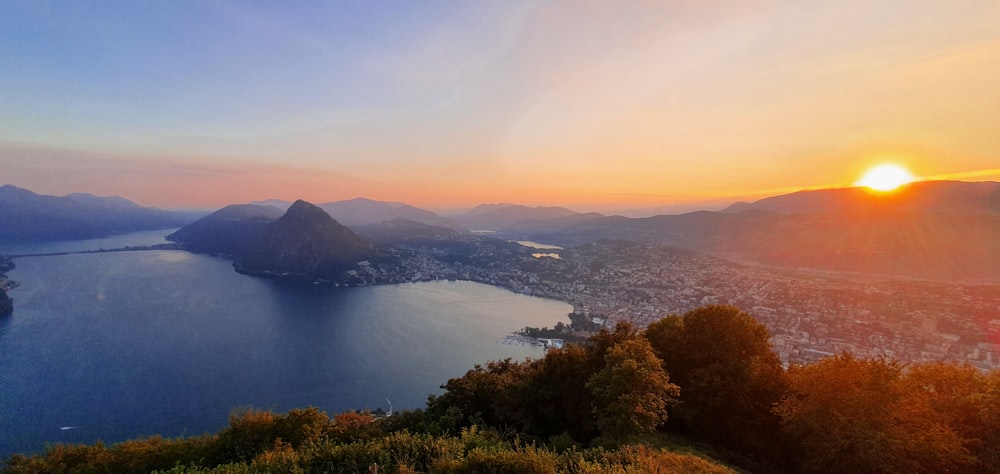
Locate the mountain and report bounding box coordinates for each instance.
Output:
[352,218,462,245]
[167,204,285,257]
[0,185,195,241]
[170,200,379,281]
[318,197,456,228]
[541,181,1000,283]
[456,203,605,232]
[249,199,294,211]
[723,180,1000,215]
[236,200,376,279]
[461,203,518,217]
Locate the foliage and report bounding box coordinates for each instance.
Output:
[425,358,537,434]
[645,305,787,460]
[3,435,217,474]
[519,311,603,344]
[144,430,739,474]
[8,304,1000,473]
[586,338,679,441]
[776,354,974,473]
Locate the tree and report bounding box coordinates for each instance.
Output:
[516,322,645,442]
[516,345,595,440]
[903,362,1000,471]
[426,358,534,433]
[644,305,787,458]
[776,354,971,473]
[586,338,679,441]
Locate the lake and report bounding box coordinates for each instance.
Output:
[0,231,571,455]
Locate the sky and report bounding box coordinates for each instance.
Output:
[1,0,999,212]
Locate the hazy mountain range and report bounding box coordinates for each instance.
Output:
[0,185,198,241]
[4,180,997,283]
[164,204,284,257]
[249,198,598,232]
[531,181,1000,283]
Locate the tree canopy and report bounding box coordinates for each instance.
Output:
[645,305,787,458]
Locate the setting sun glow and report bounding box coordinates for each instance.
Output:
[855,165,915,192]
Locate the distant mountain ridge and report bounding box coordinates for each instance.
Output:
[538,181,1000,283]
[166,204,284,257]
[723,180,1000,215]
[251,197,457,229]
[319,197,456,228]
[169,200,379,281]
[455,203,605,233]
[353,218,462,245]
[0,184,195,241]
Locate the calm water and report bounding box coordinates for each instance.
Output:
[0,229,179,255]
[0,233,570,455]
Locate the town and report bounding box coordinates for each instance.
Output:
[347,236,1000,370]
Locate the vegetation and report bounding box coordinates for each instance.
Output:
[6,305,1000,473]
[3,410,737,474]
[0,289,12,316]
[0,256,13,316]
[520,312,602,344]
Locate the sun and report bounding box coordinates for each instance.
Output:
[854,164,915,192]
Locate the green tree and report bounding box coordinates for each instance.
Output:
[426,358,534,433]
[586,338,679,441]
[514,345,595,440]
[644,305,787,458]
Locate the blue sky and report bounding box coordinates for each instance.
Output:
[2,1,999,210]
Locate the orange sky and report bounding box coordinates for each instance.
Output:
[1,1,999,212]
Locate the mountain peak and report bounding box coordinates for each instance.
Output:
[237,198,374,279]
[286,199,325,214]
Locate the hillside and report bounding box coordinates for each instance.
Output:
[319,197,456,229]
[456,203,605,233]
[1,409,738,473]
[352,218,463,245]
[723,180,1000,215]
[0,185,194,241]
[167,204,284,257]
[538,181,1000,283]
[236,200,376,279]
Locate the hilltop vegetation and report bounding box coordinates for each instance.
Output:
[2,413,737,474]
[6,305,1000,473]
